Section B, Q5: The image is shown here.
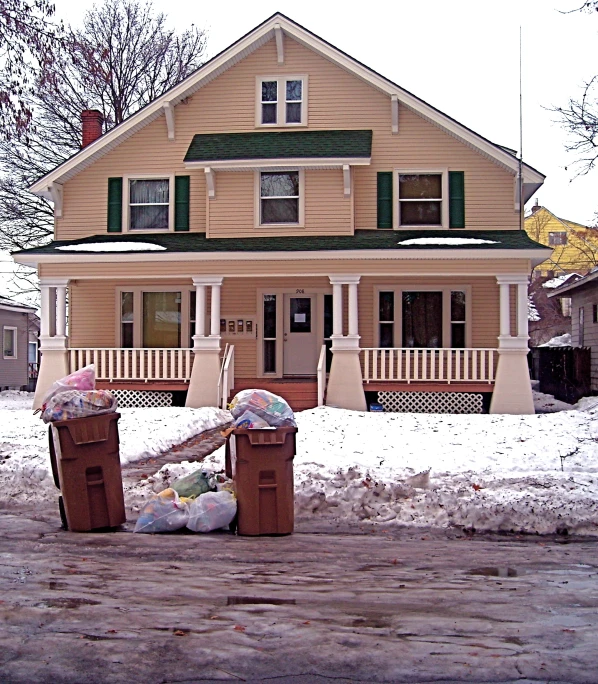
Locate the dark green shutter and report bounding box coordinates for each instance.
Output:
[174,175,190,231]
[377,172,393,229]
[107,177,123,232]
[449,171,465,229]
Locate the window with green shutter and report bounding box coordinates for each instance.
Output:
[377,172,393,229]
[449,171,465,228]
[107,177,123,232]
[174,176,190,231]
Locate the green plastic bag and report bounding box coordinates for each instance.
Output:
[171,470,212,499]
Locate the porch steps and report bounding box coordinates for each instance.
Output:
[228,378,319,412]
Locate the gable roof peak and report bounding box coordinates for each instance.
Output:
[29,11,544,198]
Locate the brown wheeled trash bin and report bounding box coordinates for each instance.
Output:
[48,412,126,532]
[225,427,296,536]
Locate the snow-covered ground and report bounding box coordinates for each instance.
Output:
[1,389,597,536]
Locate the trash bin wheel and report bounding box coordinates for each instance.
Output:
[58,496,68,530]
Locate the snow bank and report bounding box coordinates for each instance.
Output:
[194,406,598,536]
[0,392,231,504]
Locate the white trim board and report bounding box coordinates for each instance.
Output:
[29,13,544,200]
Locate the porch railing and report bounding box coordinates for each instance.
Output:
[317,344,327,406]
[218,344,235,409]
[361,348,497,384]
[69,348,193,382]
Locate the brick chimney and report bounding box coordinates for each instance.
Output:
[81,110,104,148]
[531,198,541,214]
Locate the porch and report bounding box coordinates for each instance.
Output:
[66,344,497,411]
[32,269,532,414]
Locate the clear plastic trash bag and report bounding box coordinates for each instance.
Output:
[134,489,190,533]
[186,490,237,533]
[39,389,117,423]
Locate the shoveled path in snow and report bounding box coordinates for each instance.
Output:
[1,509,597,684]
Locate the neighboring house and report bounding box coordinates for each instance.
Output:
[548,270,598,392]
[528,273,580,347]
[13,13,549,415]
[0,296,39,391]
[525,203,598,276]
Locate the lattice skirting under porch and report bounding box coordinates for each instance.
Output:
[112,390,173,408]
[377,391,483,414]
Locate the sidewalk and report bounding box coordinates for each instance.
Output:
[1,506,597,684]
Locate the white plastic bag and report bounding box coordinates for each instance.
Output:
[134,489,190,533]
[187,491,237,533]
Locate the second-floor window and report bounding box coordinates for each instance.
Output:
[398,173,444,227]
[548,231,567,246]
[129,178,170,231]
[258,76,307,126]
[259,171,301,225]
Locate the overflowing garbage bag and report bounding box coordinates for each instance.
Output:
[229,389,295,428]
[36,364,117,423]
[40,388,117,423]
[134,489,190,533]
[187,490,237,533]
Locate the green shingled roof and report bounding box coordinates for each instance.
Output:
[184,130,373,163]
[15,230,549,257]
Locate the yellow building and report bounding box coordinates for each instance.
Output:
[525,204,598,276]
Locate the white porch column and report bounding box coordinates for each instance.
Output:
[195,284,206,337]
[326,275,366,411]
[490,274,533,415]
[210,280,221,337]
[33,278,70,409]
[186,276,224,408]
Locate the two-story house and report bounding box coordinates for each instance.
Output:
[14,13,549,415]
[525,202,598,277]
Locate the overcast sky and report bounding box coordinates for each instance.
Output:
[1,0,597,293]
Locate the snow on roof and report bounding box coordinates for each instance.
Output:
[542,274,580,289]
[55,241,166,253]
[539,333,572,347]
[397,237,499,246]
[0,295,36,311]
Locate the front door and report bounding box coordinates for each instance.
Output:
[283,295,318,375]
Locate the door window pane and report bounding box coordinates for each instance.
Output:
[121,292,134,348]
[263,295,277,373]
[379,291,394,347]
[290,298,311,333]
[324,294,333,372]
[402,292,443,348]
[450,291,466,348]
[143,292,181,348]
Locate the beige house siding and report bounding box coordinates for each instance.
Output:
[68,273,501,380]
[571,289,598,391]
[55,35,518,242]
[41,257,530,280]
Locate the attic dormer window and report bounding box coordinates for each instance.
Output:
[128,178,171,231]
[257,76,307,127]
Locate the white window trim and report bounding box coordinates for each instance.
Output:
[255,75,308,128]
[374,285,472,348]
[3,326,17,359]
[394,169,449,230]
[122,174,175,233]
[254,169,305,228]
[116,287,193,348]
